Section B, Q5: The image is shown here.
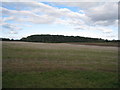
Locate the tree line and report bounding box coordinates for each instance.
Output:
[1,34,119,43]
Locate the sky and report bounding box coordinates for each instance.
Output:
[0,0,119,40]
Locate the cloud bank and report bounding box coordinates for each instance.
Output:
[1,1,118,39]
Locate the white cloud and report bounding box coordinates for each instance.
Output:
[96,27,113,33]
[85,2,118,26]
[1,0,119,2]
[1,2,89,26]
[49,2,118,26]
[50,2,100,9]
[1,23,21,31]
[74,25,113,33]
[1,1,118,37]
[3,16,15,21]
[9,30,18,34]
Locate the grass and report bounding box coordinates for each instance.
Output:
[3,70,118,88]
[2,41,119,88]
[68,42,118,47]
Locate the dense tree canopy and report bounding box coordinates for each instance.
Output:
[1,34,119,42]
[20,34,107,43]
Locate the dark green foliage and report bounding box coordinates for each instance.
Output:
[2,34,119,43]
[1,38,10,41]
[20,34,106,43]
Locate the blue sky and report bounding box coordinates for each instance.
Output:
[1,1,118,40]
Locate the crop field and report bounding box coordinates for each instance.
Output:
[2,41,119,88]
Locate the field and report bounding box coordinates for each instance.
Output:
[2,41,119,88]
[68,42,118,47]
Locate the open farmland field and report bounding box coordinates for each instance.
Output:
[68,42,119,47]
[2,41,119,88]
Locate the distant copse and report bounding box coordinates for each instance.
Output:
[20,34,106,43]
[2,34,119,43]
